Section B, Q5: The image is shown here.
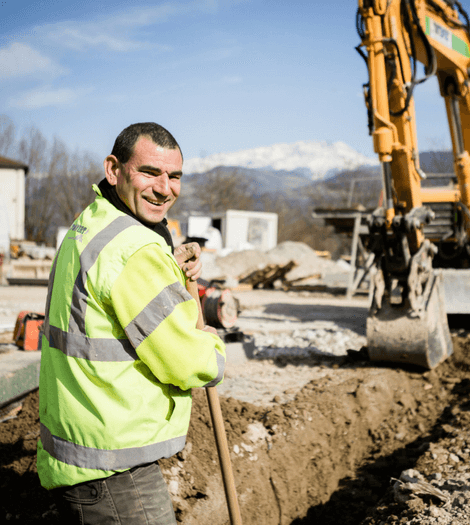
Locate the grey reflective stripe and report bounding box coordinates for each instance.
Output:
[43,251,60,342]
[41,423,186,471]
[44,215,144,361]
[48,325,138,361]
[69,215,139,334]
[205,350,225,387]
[125,282,193,347]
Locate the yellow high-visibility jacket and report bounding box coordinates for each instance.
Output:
[37,186,225,490]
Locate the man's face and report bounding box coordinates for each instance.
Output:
[105,136,183,225]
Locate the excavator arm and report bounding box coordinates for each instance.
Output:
[356,0,470,368]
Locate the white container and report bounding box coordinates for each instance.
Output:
[187,210,278,253]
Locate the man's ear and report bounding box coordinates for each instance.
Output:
[103,155,120,186]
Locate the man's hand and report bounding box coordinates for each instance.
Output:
[174,242,202,281]
[201,325,218,336]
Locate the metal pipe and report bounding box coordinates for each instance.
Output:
[449,94,465,155]
[381,161,394,210]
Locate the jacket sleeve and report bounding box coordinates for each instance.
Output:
[109,243,225,390]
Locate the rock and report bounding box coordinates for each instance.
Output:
[245,422,269,444]
[168,480,179,496]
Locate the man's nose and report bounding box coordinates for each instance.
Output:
[152,173,171,196]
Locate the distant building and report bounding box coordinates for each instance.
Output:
[0,155,29,253]
[187,210,278,253]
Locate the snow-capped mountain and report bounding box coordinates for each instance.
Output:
[184,140,379,179]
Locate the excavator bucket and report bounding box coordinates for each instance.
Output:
[366,271,453,369]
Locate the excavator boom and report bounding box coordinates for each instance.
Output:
[357,0,470,368]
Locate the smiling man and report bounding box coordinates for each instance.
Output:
[105,131,183,225]
[37,122,226,524]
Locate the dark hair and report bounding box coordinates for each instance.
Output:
[111,122,183,164]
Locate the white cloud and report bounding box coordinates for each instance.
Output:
[40,4,185,52]
[45,25,150,52]
[222,75,242,84]
[9,86,86,109]
[106,4,180,27]
[38,1,247,52]
[0,42,66,79]
[202,46,241,62]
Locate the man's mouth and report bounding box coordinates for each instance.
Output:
[144,197,168,207]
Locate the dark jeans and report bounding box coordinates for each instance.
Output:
[52,461,177,524]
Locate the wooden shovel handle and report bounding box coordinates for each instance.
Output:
[186,280,242,525]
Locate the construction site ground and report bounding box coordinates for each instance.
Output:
[1,285,470,525]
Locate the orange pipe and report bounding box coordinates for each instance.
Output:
[420,187,460,203]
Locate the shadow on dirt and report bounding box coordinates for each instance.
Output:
[242,339,428,374]
[263,303,368,335]
[290,439,428,524]
[289,340,470,525]
[290,392,465,525]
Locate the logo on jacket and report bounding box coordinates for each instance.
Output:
[68,224,89,243]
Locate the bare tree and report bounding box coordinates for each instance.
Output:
[308,167,382,210]
[15,125,103,244]
[56,150,102,226]
[17,127,56,242]
[0,115,15,157]
[18,126,48,174]
[195,167,257,213]
[260,193,342,252]
[24,173,56,243]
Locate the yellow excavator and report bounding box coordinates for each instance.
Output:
[356,0,470,368]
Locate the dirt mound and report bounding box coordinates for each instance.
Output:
[2,335,470,524]
[215,249,271,279]
[210,241,346,283]
[267,241,344,280]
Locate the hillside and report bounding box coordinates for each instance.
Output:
[182,146,452,204]
[184,140,379,180]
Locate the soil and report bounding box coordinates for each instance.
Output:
[1,287,470,524]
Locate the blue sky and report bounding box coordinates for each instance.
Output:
[0,0,457,163]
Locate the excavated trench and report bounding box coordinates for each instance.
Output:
[168,338,469,525]
[1,335,470,524]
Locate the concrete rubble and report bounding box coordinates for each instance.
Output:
[201,240,351,290]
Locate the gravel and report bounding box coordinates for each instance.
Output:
[249,318,366,358]
[362,424,470,525]
[218,289,367,406]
